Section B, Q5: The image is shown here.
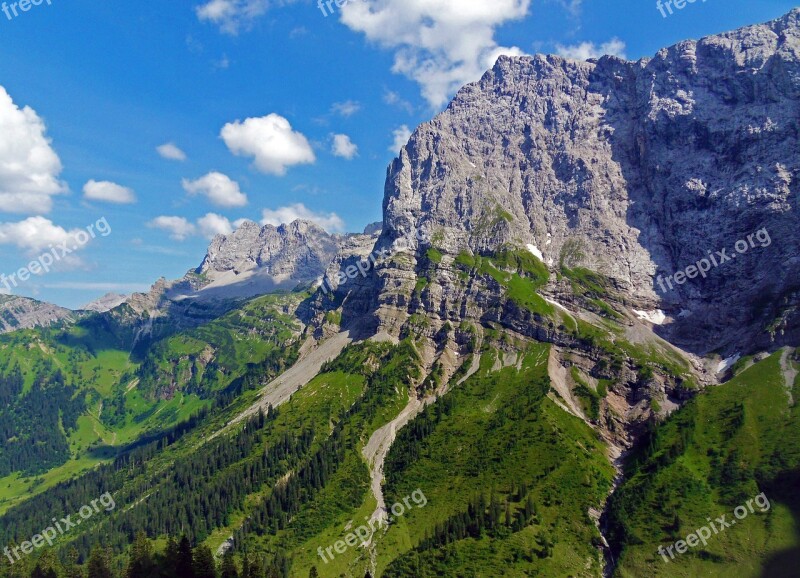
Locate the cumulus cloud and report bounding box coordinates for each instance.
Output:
[390,125,412,152]
[182,172,248,208]
[197,212,233,239]
[83,180,136,204]
[196,0,269,34]
[555,38,627,61]
[340,1,530,108]
[221,114,316,176]
[261,203,345,233]
[146,216,197,241]
[0,86,66,214]
[157,143,187,161]
[331,134,358,160]
[331,100,361,117]
[0,216,86,255]
[146,213,243,241]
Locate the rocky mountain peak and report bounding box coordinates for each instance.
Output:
[0,295,75,333]
[362,9,800,356]
[197,219,338,283]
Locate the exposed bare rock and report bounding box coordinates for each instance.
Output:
[0,295,75,333]
[328,9,800,358]
[80,293,127,313]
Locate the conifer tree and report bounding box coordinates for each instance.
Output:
[246,556,263,578]
[126,532,155,578]
[87,547,113,578]
[192,545,216,578]
[176,536,194,578]
[160,537,179,578]
[220,551,238,578]
[64,548,84,578]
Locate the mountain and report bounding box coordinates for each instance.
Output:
[80,293,128,313]
[0,294,75,333]
[328,7,799,358]
[192,220,342,299]
[0,10,799,578]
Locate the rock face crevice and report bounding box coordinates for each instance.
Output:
[324,9,800,358]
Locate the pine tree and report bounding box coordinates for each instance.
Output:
[241,554,251,578]
[160,537,179,578]
[31,551,60,578]
[64,548,85,578]
[308,567,319,578]
[192,545,216,578]
[87,547,113,578]
[31,563,57,578]
[246,556,263,578]
[126,532,155,578]
[220,551,238,578]
[176,536,194,578]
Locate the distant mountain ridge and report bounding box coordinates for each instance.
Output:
[0,294,75,333]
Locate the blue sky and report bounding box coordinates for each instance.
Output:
[0,0,795,308]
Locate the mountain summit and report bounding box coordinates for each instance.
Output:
[328,8,800,357]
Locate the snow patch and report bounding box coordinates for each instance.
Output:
[716,353,741,373]
[526,243,544,261]
[633,309,666,325]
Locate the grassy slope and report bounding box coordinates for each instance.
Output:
[279,341,614,577]
[0,293,302,515]
[375,344,614,578]
[609,349,800,577]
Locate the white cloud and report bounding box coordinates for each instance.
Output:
[555,38,627,61]
[182,172,248,208]
[157,142,187,161]
[390,125,412,152]
[196,0,269,34]
[197,212,233,239]
[0,216,85,255]
[146,216,197,241]
[340,1,530,108]
[83,180,136,204]
[0,86,66,214]
[331,100,361,117]
[331,134,358,160]
[146,213,242,241]
[261,203,345,233]
[221,114,316,176]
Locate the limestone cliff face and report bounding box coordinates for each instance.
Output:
[0,295,75,333]
[331,9,800,357]
[197,220,341,287]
